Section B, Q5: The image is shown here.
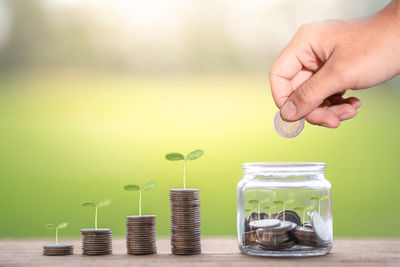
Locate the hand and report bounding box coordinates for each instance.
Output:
[269,1,400,128]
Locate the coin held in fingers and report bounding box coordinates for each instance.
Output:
[274,110,305,138]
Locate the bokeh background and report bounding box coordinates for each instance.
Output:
[0,0,399,239]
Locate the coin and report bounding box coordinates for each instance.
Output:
[126,215,157,255]
[273,110,305,138]
[43,243,73,256]
[81,228,112,255]
[249,219,281,229]
[310,212,331,244]
[169,189,201,255]
[276,210,301,226]
[292,226,319,247]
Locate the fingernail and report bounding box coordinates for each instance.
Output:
[340,113,353,121]
[281,101,297,120]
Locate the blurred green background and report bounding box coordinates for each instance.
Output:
[0,0,399,239]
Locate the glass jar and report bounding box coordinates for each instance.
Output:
[237,162,332,257]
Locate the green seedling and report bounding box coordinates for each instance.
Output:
[244,209,252,216]
[263,205,276,218]
[304,204,315,220]
[293,206,304,223]
[124,181,157,216]
[248,199,260,219]
[273,198,295,221]
[45,222,68,245]
[248,198,269,219]
[80,199,111,230]
[310,194,329,214]
[165,149,204,189]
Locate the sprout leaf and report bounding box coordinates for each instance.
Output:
[124,184,140,191]
[80,201,96,207]
[244,209,251,213]
[57,222,68,229]
[293,206,303,212]
[97,199,111,208]
[285,198,295,204]
[310,196,319,201]
[305,204,315,211]
[248,199,259,204]
[273,200,283,205]
[320,195,329,200]
[142,181,157,191]
[186,149,204,160]
[165,153,184,161]
[45,224,56,230]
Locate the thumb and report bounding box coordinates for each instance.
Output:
[280,64,344,121]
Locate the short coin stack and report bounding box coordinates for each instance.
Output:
[80,229,112,255]
[43,243,73,256]
[292,226,319,246]
[242,230,257,247]
[169,189,201,255]
[126,215,157,255]
[251,219,296,250]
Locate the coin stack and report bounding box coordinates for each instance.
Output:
[169,189,201,255]
[251,219,296,250]
[43,243,73,256]
[292,211,331,247]
[276,210,302,226]
[126,215,157,255]
[80,229,112,255]
[242,230,257,247]
[292,226,319,246]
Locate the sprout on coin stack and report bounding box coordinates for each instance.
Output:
[263,204,277,219]
[165,149,203,255]
[294,205,315,226]
[310,195,329,214]
[248,198,270,220]
[273,198,295,221]
[123,181,157,255]
[80,199,112,255]
[43,222,73,256]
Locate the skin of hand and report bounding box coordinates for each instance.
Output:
[269,0,400,128]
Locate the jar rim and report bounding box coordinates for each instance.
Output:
[242,162,326,172]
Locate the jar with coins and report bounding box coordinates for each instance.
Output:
[237,162,332,257]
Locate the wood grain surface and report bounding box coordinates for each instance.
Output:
[1,238,399,267]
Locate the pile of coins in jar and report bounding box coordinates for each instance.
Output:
[243,210,331,251]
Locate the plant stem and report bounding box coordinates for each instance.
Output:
[302,210,305,224]
[183,160,186,189]
[258,203,261,219]
[318,200,321,214]
[283,203,286,221]
[95,207,98,230]
[55,228,58,245]
[139,189,142,216]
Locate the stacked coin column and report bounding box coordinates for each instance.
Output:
[169,189,201,255]
[80,229,112,255]
[126,215,157,255]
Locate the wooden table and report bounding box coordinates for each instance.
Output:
[1,238,399,266]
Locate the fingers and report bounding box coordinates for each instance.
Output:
[269,27,324,108]
[280,61,348,121]
[306,97,361,127]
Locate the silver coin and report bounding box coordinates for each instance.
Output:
[310,212,331,243]
[273,110,305,138]
[249,219,281,229]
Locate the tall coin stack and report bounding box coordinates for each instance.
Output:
[126,215,157,255]
[80,229,112,255]
[169,189,201,255]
